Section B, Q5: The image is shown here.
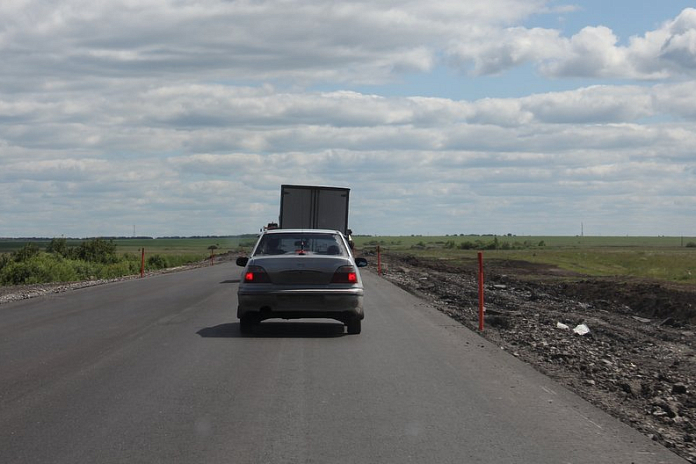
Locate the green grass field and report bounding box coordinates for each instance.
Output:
[0,237,258,257]
[111,237,257,256]
[2,235,695,284]
[353,235,696,284]
[353,235,696,249]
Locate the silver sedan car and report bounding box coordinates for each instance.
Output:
[236,229,367,334]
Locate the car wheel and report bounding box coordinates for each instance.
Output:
[240,317,254,335]
[346,318,361,335]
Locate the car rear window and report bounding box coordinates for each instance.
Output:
[254,233,345,256]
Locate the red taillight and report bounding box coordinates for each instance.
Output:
[244,266,270,283]
[331,266,358,284]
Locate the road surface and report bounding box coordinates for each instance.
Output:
[0,263,687,463]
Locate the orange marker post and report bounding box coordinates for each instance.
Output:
[377,245,382,276]
[140,248,145,278]
[478,251,484,331]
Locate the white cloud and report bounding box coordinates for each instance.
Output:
[0,159,111,182]
[0,0,588,90]
[1,2,695,236]
[445,8,696,80]
[519,86,654,123]
[2,3,695,95]
[543,8,696,79]
[447,26,566,75]
[541,26,632,78]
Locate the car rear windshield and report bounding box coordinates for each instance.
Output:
[254,233,345,256]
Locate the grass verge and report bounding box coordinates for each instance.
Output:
[354,235,696,285]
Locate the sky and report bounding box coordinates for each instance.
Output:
[1,1,695,238]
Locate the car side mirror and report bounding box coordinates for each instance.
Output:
[236,257,249,267]
[355,257,368,267]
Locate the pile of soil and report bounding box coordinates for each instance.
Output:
[373,252,696,463]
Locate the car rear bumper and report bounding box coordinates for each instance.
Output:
[237,288,364,322]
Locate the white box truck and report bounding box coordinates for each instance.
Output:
[279,185,350,235]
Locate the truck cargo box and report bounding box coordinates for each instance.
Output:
[279,185,350,234]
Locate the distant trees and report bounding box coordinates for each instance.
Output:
[12,243,41,262]
[44,237,118,263]
[46,237,68,256]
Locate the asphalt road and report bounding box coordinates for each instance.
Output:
[0,263,688,464]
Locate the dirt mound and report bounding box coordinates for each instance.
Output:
[374,253,696,463]
[556,279,696,325]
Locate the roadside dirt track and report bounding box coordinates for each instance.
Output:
[373,252,696,463]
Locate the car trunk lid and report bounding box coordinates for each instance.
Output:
[257,256,345,285]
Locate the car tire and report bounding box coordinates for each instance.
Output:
[239,317,254,335]
[346,318,361,335]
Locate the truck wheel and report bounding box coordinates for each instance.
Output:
[239,317,254,335]
[346,319,361,335]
